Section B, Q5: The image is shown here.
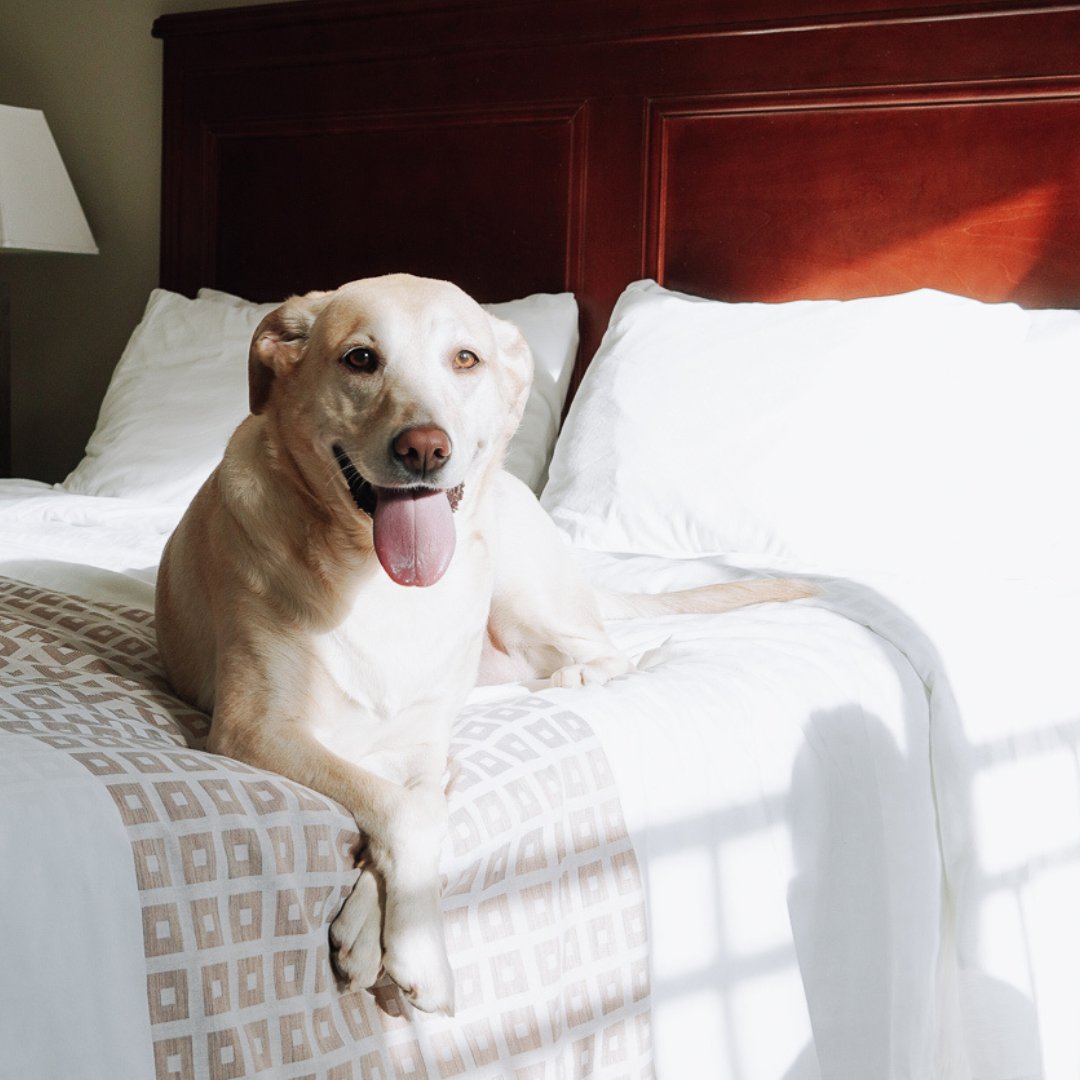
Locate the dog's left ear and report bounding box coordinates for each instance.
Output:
[488,313,534,432]
[249,291,328,415]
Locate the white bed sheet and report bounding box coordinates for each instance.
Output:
[0,733,156,1080]
[562,552,950,1079]
[1,486,1073,1078]
[822,567,1080,1080]
[573,548,1079,1080]
[0,479,173,608]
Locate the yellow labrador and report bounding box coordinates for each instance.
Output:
[155,273,812,1015]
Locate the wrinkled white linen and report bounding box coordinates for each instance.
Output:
[539,277,1080,1077]
[0,480,171,606]
[823,567,1080,1080]
[0,735,156,1080]
[575,548,1078,1079]
[560,552,954,1079]
[1,487,1073,1078]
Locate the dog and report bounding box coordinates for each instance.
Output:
[155,273,813,1015]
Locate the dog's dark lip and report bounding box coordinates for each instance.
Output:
[332,444,377,515]
[331,443,463,516]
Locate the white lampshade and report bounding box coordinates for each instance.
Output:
[0,104,97,254]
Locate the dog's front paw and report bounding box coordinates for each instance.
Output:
[329,869,383,990]
[551,654,632,688]
[383,903,455,1015]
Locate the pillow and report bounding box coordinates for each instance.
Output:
[65,285,578,506]
[541,280,1080,578]
[483,292,578,491]
[63,289,278,505]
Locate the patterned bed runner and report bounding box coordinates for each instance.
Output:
[0,577,653,1078]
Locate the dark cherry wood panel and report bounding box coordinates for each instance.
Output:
[649,89,1080,306]
[208,106,587,303]
[153,0,1080,392]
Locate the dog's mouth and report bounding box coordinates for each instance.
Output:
[332,444,464,588]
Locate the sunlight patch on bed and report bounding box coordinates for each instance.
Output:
[717,823,795,958]
[652,988,729,1074]
[971,746,1080,875]
[730,967,816,1079]
[648,846,719,980]
[1024,861,1080,1078]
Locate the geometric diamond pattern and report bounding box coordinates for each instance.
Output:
[0,577,653,1078]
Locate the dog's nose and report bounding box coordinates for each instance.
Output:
[393,425,452,477]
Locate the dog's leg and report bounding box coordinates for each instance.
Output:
[487,472,634,687]
[548,651,634,688]
[333,772,454,1014]
[328,855,383,993]
[486,472,813,687]
[370,745,455,1015]
[208,717,454,1014]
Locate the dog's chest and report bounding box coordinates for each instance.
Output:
[311,559,490,746]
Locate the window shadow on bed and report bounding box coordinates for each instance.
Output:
[625,572,1061,1078]
[633,696,943,1078]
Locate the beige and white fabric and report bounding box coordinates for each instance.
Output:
[0,578,652,1079]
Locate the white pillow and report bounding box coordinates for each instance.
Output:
[64,289,278,505]
[65,285,578,506]
[483,292,578,492]
[542,280,1080,578]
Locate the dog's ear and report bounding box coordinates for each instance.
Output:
[488,313,534,434]
[248,291,328,415]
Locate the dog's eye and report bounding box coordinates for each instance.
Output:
[341,346,380,374]
[453,350,480,371]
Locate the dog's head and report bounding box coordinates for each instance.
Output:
[248,273,533,587]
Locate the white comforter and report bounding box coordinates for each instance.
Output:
[0,481,1074,1079]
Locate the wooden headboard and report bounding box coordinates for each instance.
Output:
[153,0,1080,395]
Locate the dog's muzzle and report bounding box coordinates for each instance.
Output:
[332,444,464,587]
[332,444,464,517]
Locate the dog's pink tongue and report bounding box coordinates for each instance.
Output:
[372,488,456,587]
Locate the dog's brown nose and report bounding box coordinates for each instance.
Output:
[393,425,452,477]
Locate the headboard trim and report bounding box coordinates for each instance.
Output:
[158,0,1080,393]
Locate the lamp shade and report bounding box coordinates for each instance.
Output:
[0,104,97,254]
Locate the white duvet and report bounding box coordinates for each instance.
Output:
[0,479,172,606]
[1,481,1076,1079]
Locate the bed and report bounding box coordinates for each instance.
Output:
[2,1,1079,1077]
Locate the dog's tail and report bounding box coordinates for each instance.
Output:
[597,577,817,620]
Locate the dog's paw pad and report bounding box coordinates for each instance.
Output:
[329,871,382,989]
[551,661,624,688]
[383,927,455,1015]
[404,980,456,1017]
[393,969,456,1016]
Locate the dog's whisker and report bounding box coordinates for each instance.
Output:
[317,457,348,496]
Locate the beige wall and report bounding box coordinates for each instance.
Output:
[0,0,294,482]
